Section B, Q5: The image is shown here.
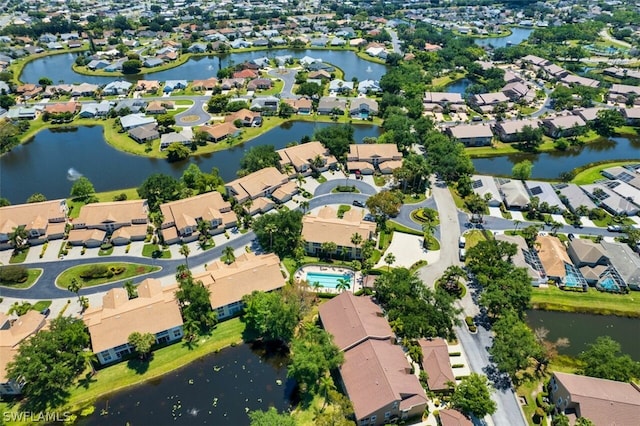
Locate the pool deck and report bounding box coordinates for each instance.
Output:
[295,265,362,294]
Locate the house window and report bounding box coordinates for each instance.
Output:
[384,411,391,419]
[100,350,112,362]
[173,329,182,338]
[370,415,377,423]
[392,402,398,410]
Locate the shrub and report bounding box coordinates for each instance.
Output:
[465,316,474,326]
[335,185,357,192]
[100,243,113,250]
[80,264,109,279]
[0,265,28,283]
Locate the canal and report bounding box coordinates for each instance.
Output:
[19,49,388,85]
[474,27,534,49]
[0,122,382,203]
[526,310,640,360]
[80,343,294,425]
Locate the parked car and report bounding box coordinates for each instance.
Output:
[40,308,51,317]
[607,225,622,232]
[352,200,365,208]
[363,214,376,222]
[459,236,466,248]
[459,248,466,261]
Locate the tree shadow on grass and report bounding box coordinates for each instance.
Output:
[76,372,98,389]
[127,354,153,375]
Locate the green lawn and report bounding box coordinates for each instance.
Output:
[0,268,43,289]
[590,215,635,228]
[65,318,245,412]
[9,248,29,264]
[142,244,171,259]
[56,263,161,289]
[462,230,489,249]
[373,175,387,186]
[531,286,640,317]
[572,160,640,185]
[31,300,52,312]
[410,208,440,226]
[402,193,426,204]
[337,205,351,218]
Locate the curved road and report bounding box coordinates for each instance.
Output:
[174,98,210,126]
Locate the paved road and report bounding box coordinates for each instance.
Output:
[267,68,298,99]
[314,179,377,196]
[175,98,210,126]
[387,28,402,55]
[599,28,631,49]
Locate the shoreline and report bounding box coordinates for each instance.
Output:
[531,303,640,318]
[19,45,385,83]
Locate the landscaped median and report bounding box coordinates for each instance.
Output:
[531,285,640,318]
[56,263,161,289]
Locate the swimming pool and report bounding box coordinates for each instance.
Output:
[306,271,352,289]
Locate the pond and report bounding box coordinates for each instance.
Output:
[526,310,640,360]
[472,136,640,179]
[444,78,472,94]
[19,49,388,85]
[79,343,295,425]
[0,122,382,203]
[474,27,534,49]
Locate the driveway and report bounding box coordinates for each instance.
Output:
[375,232,439,269]
[267,68,298,99]
[314,179,377,196]
[174,99,211,126]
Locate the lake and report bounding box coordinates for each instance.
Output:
[526,310,640,360]
[80,343,295,425]
[472,136,640,179]
[19,49,388,85]
[444,78,472,94]
[474,27,534,49]
[0,122,382,203]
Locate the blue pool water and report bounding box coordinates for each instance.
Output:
[306,271,351,289]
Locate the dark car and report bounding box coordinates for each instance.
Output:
[352,200,365,208]
[40,308,51,317]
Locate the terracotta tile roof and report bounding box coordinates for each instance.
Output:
[439,409,472,426]
[225,167,288,201]
[44,101,79,114]
[301,207,376,250]
[347,143,401,162]
[553,372,640,426]
[0,311,47,382]
[199,122,239,141]
[340,339,428,420]
[536,235,571,279]
[418,338,455,391]
[319,292,393,351]
[160,192,232,232]
[75,200,148,227]
[0,200,67,234]
[194,253,285,309]
[83,279,182,353]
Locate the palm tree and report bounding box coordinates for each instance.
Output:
[513,219,522,232]
[350,232,363,257]
[384,252,396,272]
[340,246,349,261]
[321,241,337,260]
[300,200,310,213]
[223,246,235,264]
[67,278,82,304]
[335,277,351,292]
[197,220,211,242]
[318,375,335,411]
[422,221,436,249]
[296,173,306,187]
[82,349,98,376]
[9,225,28,251]
[128,332,156,360]
[550,221,562,235]
[264,222,277,251]
[282,163,294,176]
[123,280,138,299]
[179,244,191,269]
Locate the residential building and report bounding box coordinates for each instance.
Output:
[191,78,218,91]
[301,206,376,259]
[160,133,191,150]
[282,97,313,115]
[423,92,466,112]
[470,175,501,206]
[83,279,183,365]
[357,80,381,94]
[525,181,564,211]
[553,183,597,213]
[0,200,68,249]
[194,252,285,320]
[493,119,540,142]
[470,92,509,113]
[120,113,156,131]
[317,96,347,115]
[44,101,79,115]
[621,108,640,125]
[349,97,379,118]
[542,115,587,138]
[574,107,604,123]
[447,124,494,147]
[438,410,473,426]
[250,96,279,112]
[159,192,235,244]
[198,122,240,143]
[565,238,623,290]
[329,79,354,94]
[319,293,428,425]
[501,81,530,101]
[146,100,169,114]
[225,167,290,204]
[582,184,640,216]
[347,144,402,168]
[79,101,111,118]
[70,200,148,245]
[499,179,530,210]
[0,311,47,395]
[277,141,337,175]
[495,234,545,285]
[600,241,640,291]
[224,109,261,127]
[536,235,586,289]
[163,80,187,92]
[418,338,455,392]
[601,166,640,191]
[600,180,640,205]
[247,78,272,91]
[549,372,640,425]
[102,80,132,95]
[128,124,159,143]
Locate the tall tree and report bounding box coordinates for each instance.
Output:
[238,145,280,175]
[252,210,303,258]
[313,124,354,158]
[179,244,191,269]
[579,336,640,382]
[490,312,542,380]
[248,407,295,426]
[9,225,28,251]
[384,252,396,271]
[512,160,533,180]
[287,326,344,394]
[451,373,497,419]
[242,290,301,344]
[7,317,90,411]
[175,267,217,337]
[223,245,235,264]
[128,332,156,360]
[123,279,138,299]
[365,190,404,224]
[70,176,95,200]
[67,277,82,304]
[26,193,47,203]
[137,173,181,212]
